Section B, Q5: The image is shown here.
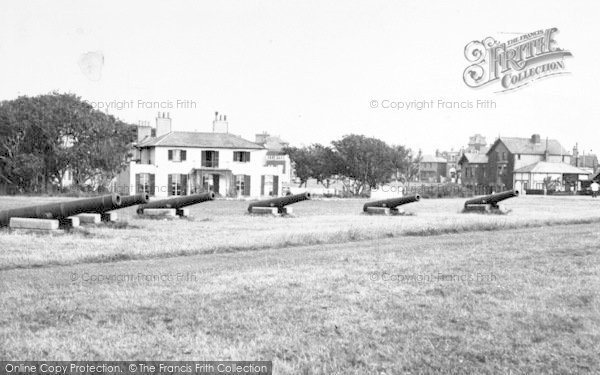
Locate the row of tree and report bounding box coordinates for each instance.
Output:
[0,93,133,193]
[283,135,421,195]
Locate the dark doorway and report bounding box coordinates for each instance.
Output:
[213,174,220,195]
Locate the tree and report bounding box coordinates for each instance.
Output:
[332,134,398,195]
[309,144,342,188]
[406,149,423,183]
[282,146,314,187]
[389,144,412,181]
[68,110,133,189]
[0,93,133,193]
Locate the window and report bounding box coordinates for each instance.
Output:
[502,152,506,161]
[235,175,250,196]
[236,176,244,195]
[517,154,521,160]
[202,151,219,168]
[496,151,500,160]
[168,149,187,162]
[168,174,187,196]
[233,151,251,162]
[136,173,155,195]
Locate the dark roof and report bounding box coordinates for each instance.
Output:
[138,131,264,149]
[489,137,569,156]
[458,153,488,165]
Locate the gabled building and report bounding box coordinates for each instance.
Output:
[418,155,447,182]
[114,112,287,198]
[457,152,488,193]
[485,134,571,191]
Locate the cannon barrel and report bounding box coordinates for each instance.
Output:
[363,194,420,212]
[95,193,150,213]
[0,194,121,227]
[137,192,215,214]
[248,192,311,213]
[464,189,519,208]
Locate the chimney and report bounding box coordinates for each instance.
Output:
[573,143,579,167]
[531,134,541,144]
[212,111,229,133]
[156,111,172,137]
[255,132,269,145]
[137,123,152,142]
[544,137,549,161]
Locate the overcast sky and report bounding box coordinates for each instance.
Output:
[1,0,598,155]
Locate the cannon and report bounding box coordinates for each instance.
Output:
[363,194,420,215]
[137,192,215,216]
[0,194,121,227]
[248,192,311,215]
[90,193,150,221]
[463,189,519,213]
[118,193,151,209]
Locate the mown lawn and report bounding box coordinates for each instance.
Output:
[1,223,599,373]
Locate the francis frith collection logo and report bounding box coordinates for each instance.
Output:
[463,27,572,92]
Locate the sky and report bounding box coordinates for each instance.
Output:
[0,0,598,155]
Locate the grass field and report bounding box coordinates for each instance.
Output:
[1,195,600,270]
[1,195,599,373]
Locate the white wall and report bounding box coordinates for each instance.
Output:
[124,146,285,197]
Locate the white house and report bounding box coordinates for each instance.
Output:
[114,112,288,198]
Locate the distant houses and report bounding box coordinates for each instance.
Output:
[422,133,597,194]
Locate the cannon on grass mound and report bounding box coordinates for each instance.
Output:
[137,192,215,217]
[463,189,519,214]
[0,194,121,230]
[363,194,420,215]
[248,192,311,215]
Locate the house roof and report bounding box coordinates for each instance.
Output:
[137,131,264,149]
[489,137,569,156]
[514,162,589,174]
[263,136,289,151]
[458,153,488,165]
[420,155,447,163]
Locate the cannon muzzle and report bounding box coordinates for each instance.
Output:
[0,194,122,227]
[137,192,215,214]
[248,192,311,213]
[363,194,420,212]
[464,189,519,208]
